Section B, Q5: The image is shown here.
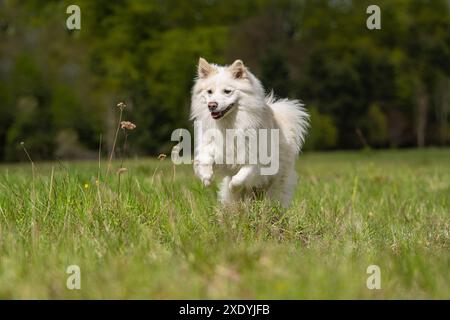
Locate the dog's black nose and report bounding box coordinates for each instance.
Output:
[208,102,218,111]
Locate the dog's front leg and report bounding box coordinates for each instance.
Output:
[229,165,259,192]
[194,143,215,187]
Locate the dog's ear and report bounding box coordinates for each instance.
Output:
[229,59,246,79]
[198,57,215,79]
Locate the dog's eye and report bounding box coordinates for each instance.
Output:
[223,89,232,94]
[207,89,213,94]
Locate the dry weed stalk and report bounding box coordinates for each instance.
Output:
[20,141,38,246]
[117,119,136,194]
[106,102,126,176]
[151,154,167,184]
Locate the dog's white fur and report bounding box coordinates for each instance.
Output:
[190,58,309,207]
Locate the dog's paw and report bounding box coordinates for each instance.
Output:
[202,177,211,187]
[200,169,213,187]
[199,171,213,187]
[229,178,243,192]
[194,162,213,186]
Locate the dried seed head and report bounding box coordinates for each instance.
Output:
[120,121,136,130]
[158,154,167,161]
[117,102,127,110]
[117,168,128,175]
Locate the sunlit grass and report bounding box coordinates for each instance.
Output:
[0,149,449,298]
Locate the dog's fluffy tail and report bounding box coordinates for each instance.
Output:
[266,91,309,153]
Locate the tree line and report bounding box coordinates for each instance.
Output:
[0,0,448,162]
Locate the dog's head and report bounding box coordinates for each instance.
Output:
[192,58,253,121]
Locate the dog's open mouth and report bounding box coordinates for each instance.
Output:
[211,103,234,120]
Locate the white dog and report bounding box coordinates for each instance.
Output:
[190,58,309,207]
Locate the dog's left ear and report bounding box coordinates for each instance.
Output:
[198,57,215,79]
[229,60,246,79]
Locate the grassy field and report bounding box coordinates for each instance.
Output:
[0,149,448,299]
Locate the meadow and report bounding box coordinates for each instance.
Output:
[0,149,448,299]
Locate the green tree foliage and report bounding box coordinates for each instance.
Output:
[364,104,389,147]
[260,50,291,97]
[0,0,448,161]
[304,107,337,150]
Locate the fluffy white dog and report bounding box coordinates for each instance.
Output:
[190,58,309,207]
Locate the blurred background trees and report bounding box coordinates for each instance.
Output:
[0,0,448,161]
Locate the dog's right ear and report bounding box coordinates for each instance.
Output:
[229,59,247,79]
[198,57,215,79]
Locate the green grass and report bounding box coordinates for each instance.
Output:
[0,149,449,299]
